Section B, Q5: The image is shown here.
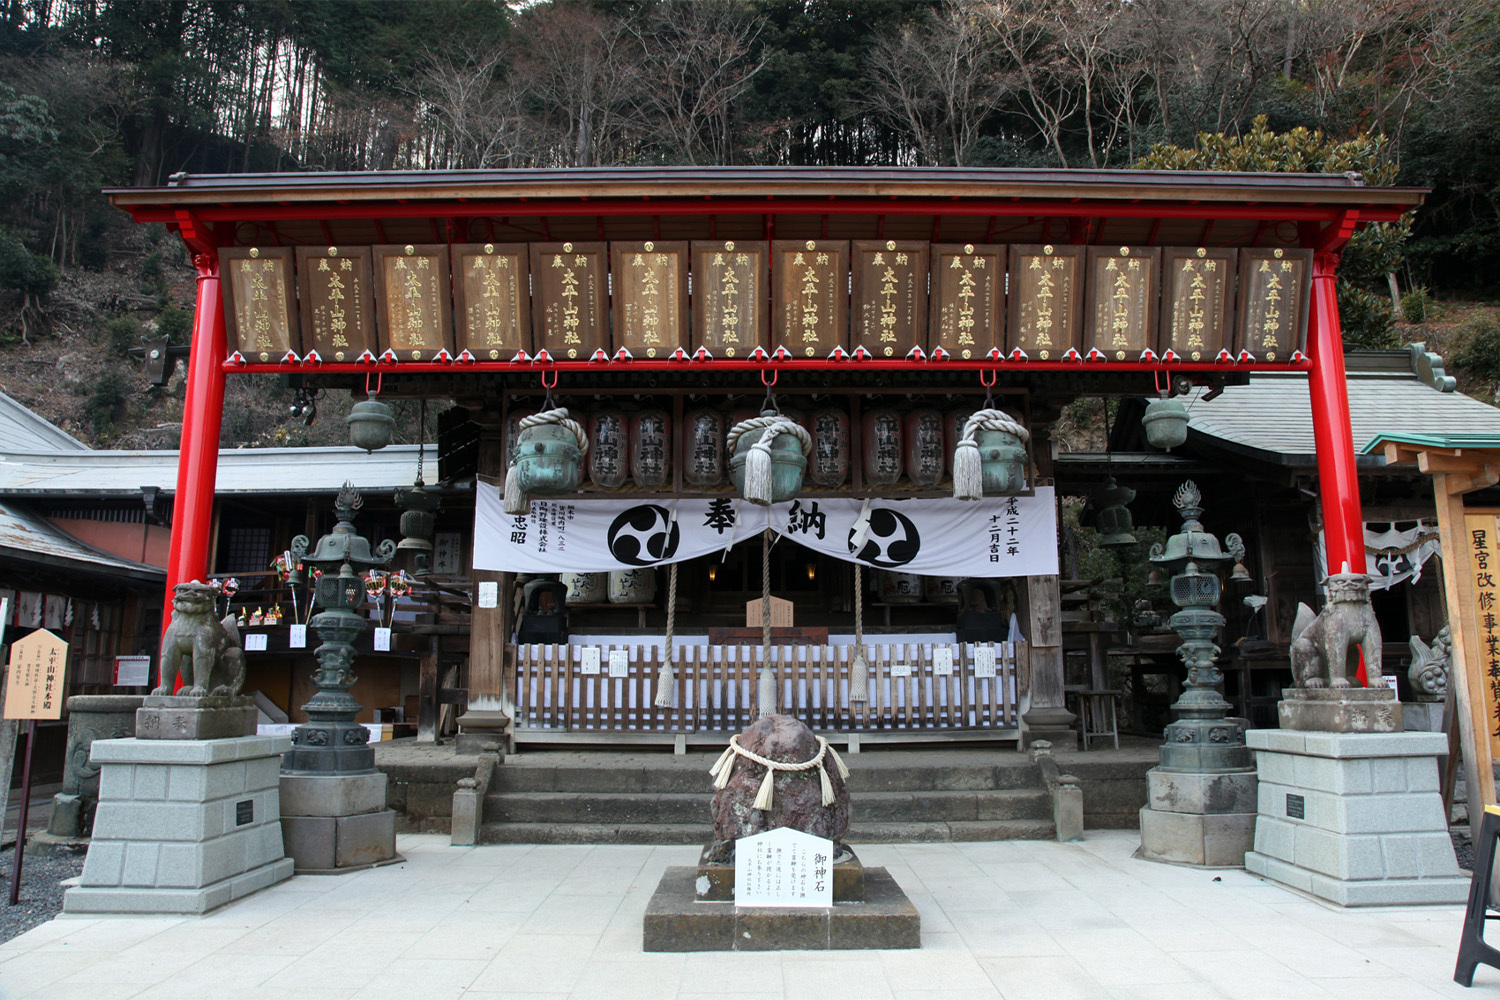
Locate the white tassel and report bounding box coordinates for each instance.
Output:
[819,762,836,806]
[709,745,735,788]
[502,464,530,515]
[744,436,775,505]
[753,767,776,810]
[826,743,850,780]
[757,668,777,717]
[653,661,675,708]
[953,437,983,501]
[849,652,869,704]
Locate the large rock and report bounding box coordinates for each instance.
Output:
[707,714,849,862]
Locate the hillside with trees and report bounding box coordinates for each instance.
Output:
[0,0,1495,447]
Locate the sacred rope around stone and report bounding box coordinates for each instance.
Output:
[709,732,851,810]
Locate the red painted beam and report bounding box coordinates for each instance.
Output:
[222,357,1312,376]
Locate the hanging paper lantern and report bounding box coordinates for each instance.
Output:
[683,409,725,487]
[904,409,945,487]
[588,410,631,489]
[609,568,657,604]
[810,407,850,488]
[630,409,671,489]
[862,408,904,488]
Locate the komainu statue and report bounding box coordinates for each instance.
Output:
[1290,570,1383,689]
[1408,625,1451,702]
[152,581,246,698]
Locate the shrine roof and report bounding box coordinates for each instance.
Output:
[0,500,164,583]
[0,390,89,453]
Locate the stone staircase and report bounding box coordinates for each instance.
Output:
[479,750,1057,845]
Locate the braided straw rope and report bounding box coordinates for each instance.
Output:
[653,562,679,708]
[709,732,851,810]
[849,562,868,704]
[758,527,776,717]
[725,414,813,456]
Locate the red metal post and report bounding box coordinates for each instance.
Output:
[161,252,228,645]
[1306,251,1368,580]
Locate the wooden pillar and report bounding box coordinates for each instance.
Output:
[456,424,513,754]
[1021,573,1076,748]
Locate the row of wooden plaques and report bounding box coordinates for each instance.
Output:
[221,241,1312,364]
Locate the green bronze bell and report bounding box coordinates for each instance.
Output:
[1142,395,1190,450]
[347,396,395,452]
[975,426,1027,495]
[728,411,808,504]
[514,421,584,496]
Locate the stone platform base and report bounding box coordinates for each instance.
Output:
[138,695,257,740]
[63,734,292,915]
[1245,728,1467,907]
[280,771,399,873]
[643,866,919,951]
[1278,687,1402,733]
[1138,768,1257,867]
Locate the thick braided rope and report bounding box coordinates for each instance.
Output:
[726,415,813,456]
[959,409,1030,447]
[849,560,867,704]
[725,732,832,773]
[519,407,589,454]
[708,732,851,809]
[762,527,773,669]
[653,561,679,708]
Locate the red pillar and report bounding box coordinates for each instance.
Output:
[1307,250,1369,580]
[162,252,228,629]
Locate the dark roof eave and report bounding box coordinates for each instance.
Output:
[0,548,165,586]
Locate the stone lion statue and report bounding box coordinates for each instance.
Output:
[152,581,246,698]
[1290,571,1383,689]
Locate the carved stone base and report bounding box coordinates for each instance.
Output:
[137,695,256,741]
[1278,687,1403,733]
[1138,768,1258,868]
[279,771,399,874]
[1158,718,1252,771]
[281,721,375,774]
[455,709,512,756]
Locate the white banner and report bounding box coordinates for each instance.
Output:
[474,489,1058,578]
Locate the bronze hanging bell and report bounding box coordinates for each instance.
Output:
[347,394,395,452]
[1142,393,1190,451]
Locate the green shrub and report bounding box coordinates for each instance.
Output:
[1401,287,1434,324]
[86,370,129,434]
[156,303,191,344]
[1337,285,1398,349]
[103,315,140,356]
[1451,312,1500,384]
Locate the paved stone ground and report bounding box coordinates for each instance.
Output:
[0,829,1480,1000]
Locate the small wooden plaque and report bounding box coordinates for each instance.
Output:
[691,240,769,358]
[3,627,67,720]
[452,242,531,361]
[1159,248,1236,361]
[1235,248,1312,362]
[295,245,377,363]
[929,244,1004,360]
[745,595,794,628]
[1084,245,1161,361]
[530,242,608,360]
[851,239,929,359]
[221,247,298,362]
[1008,244,1084,360]
[611,240,688,359]
[373,244,454,361]
[773,240,849,358]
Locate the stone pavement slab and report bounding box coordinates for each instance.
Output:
[0,830,1485,999]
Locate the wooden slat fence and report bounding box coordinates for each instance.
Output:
[508,640,1024,737]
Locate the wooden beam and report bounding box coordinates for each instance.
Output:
[1447,465,1500,496]
[1434,473,1495,822]
[1418,452,1482,475]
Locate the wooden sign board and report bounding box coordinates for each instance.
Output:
[1235,247,1312,362]
[1463,512,1500,764]
[745,595,793,629]
[851,240,928,358]
[1160,247,1236,361]
[1084,246,1161,361]
[691,240,768,358]
[452,243,531,361]
[773,240,849,358]
[929,244,1004,360]
[295,246,377,362]
[530,242,608,360]
[1008,245,1084,360]
[611,241,688,359]
[373,244,454,361]
[220,247,298,362]
[4,628,67,720]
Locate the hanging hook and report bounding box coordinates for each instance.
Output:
[540,368,558,409]
[364,370,383,397]
[1154,369,1170,397]
[978,368,997,408]
[760,367,779,413]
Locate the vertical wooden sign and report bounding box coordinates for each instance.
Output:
[1236,247,1312,362]
[220,247,299,362]
[1008,244,1084,360]
[452,243,531,361]
[530,242,608,360]
[1463,512,1500,764]
[295,246,377,363]
[773,240,849,358]
[611,240,688,359]
[691,240,768,359]
[851,239,928,358]
[1085,246,1161,361]
[1160,248,1236,362]
[929,244,1004,360]
[373,244,453,361]
[3,628,67,720]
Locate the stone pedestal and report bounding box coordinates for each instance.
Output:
[1403,701,1444,733]
[279,770,398,873]
[137,694,258,740]
[1139,768,1259,867]
[1244,729,1468,906]
[455,709,512,756]
[33,695,143,857]
[1279,687,1403,733]
[63,735,294,914]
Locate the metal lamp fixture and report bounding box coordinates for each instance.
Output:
[1092,476,1138,549]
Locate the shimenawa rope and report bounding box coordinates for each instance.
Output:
[757,527,777,717]
[849,561,868,704]
[709,732,851,810]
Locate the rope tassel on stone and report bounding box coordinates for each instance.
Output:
[709,733,850,809]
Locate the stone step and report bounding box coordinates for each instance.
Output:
[478,817,1056,845]
[485,788,1051,826]
[490,760,1043,795]
[846,819,1058,843]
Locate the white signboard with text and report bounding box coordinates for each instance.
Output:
[734,827,834,908]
